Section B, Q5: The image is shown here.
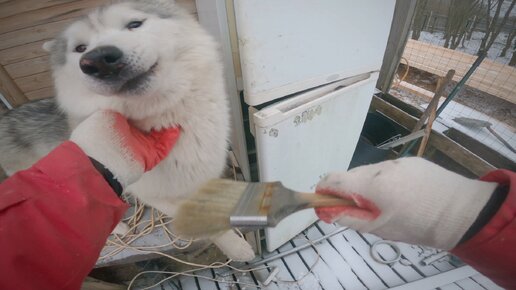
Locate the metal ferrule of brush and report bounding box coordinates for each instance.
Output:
[230,182,273,227]
[229,182,309,228]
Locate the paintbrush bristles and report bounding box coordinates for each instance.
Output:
[173,179,249,239]
[173,179,357,238]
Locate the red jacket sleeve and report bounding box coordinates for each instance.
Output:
[451,169,516,290]
[0,141,129,290]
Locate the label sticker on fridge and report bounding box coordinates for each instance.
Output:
[294,105,322,126]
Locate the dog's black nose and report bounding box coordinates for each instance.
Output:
[79,46,125,79]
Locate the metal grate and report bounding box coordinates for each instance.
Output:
[157,221,502,290]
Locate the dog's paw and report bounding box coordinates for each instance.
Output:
[111,222,130,236]
[211,230,255,262]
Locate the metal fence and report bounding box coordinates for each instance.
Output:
[389,0,516,164]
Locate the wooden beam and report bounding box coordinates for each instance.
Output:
[371,95,496,177]
[0,0,109,35]
[413,70,455,132]
[444,128,516,171]
[428,132,495,176]
[0,40,49,66]
[376,0,417,92]
[25,86,55,100]
[0,0,196,34]
[0,18,77,51]
[371,95,418,130]
[0,0,78,19]
[417,101,437,156]
[0,64,28,107]
[397,81,435,100]
[15,71,53,92]
[378,92,424,119]
[5,55,50,78]
[399,70,455,155]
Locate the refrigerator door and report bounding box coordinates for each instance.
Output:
[253,72,379,252]
[234,0,395,106]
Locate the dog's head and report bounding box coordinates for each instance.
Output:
[44,0,192,99]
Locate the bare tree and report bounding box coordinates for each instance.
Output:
[466,15,480,40]
[478,0,516,55]
[509,49,516,65]
[499,18,515,56]
[412,0,430,40]
[444,0,483,49]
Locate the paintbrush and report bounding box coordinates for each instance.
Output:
[172,179,356,238]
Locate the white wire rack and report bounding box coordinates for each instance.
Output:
[148,221,502,290]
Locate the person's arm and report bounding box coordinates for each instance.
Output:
[315,158,515,289]
[0,111,180,290]
[0,142,128,290]
[451,169,515,290]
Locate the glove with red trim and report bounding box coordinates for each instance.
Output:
[315,158,499,249]
[70,110,181,188]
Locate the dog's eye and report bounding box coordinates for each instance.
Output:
[126,20,144,30]
[74,44,87,53]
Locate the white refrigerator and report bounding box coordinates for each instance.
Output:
[197,0,396,252]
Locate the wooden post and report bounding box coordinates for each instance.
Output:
[376,0,418,92]
[371,96,495,176]
[196,0,251,180]
[417,101,437,156]
[399,69,455,154]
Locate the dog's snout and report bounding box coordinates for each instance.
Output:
[80,46,125,79]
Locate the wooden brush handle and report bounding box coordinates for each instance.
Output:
[298,193,357,208]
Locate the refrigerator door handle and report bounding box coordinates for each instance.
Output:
[278,72,373,113]
[254,72,377,127]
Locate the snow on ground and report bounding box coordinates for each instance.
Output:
[414,31,513,65]
[495,0,516,18]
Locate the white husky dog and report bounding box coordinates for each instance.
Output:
[0,0,254,261]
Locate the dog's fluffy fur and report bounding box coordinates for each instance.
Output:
[0,99,69,175]
[0,0,254,261]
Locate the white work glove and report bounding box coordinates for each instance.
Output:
[315,157,498,250]
[70,111,181,187]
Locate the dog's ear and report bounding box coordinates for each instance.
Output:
[42,40,56,52]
